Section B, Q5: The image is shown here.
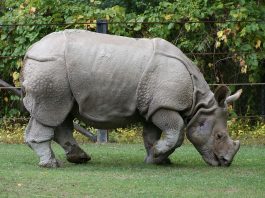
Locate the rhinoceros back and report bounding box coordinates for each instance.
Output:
[64,30,154,122]
[22,29,206,127]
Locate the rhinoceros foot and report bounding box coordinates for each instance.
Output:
[145,155,172,165]
[39,158,61,168]
[66,145,91,164]
[155,157,172,165]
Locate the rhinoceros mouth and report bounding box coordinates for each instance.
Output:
[203,155,230,166]
[201,152,219,166]
[202,152,232,166]
[217,156,231,166]
[210,153,234,167]
[200,147,235,167]
[214,141,240,167]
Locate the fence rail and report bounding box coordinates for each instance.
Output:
[0,20,264,27]
[1,83,265,90]
[0,51,258,60]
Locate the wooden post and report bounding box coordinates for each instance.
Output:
[96,19,109,143]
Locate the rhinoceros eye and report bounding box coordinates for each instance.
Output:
[216,133,224,140]
[198,121,211,133]
[199,122,204,127]
[217,134,222,139]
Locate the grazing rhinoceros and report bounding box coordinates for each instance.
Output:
[21,29,242,168]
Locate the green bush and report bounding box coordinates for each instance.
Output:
[0,0,264,117]
[0,119,26,144]
[0,1,264,141]
[109,125,142,143]
[0,120,143,144]
[228,118,265,144]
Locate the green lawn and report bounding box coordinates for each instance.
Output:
[0,143,264,198]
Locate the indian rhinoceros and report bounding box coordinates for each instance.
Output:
[21,29,242,168]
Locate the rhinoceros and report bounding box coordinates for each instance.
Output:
[21,29,242,168]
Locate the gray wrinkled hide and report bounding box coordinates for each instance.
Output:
[22,30,209,127]
[22,30,237,167]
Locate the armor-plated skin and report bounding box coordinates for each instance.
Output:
[21,30,241,167]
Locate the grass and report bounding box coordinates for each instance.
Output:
[0,143,264,198]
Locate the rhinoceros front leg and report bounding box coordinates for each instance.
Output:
[54,115,91,164]
[143,122,171,164]
[25,118,60,168]
[150,109,185,160]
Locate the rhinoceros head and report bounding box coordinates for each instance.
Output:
[186,86,242,166]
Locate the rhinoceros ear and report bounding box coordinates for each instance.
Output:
[214,85,231,107]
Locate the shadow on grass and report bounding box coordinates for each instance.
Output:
[1,143,263,171]
[54,150,212,171]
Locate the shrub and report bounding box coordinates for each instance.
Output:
[228,118,265,144]
[0,0,264,117]
[0,119,26,144]
[1,119,264,145]
[109,125,142,143]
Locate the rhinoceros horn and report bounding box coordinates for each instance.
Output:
[226,89,243,104]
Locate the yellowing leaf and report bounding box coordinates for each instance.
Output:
[215,41,221,48]
[208,63,213,68]
[12,72,20,81]
[84,20,96,30]
[239,57,245,66]
[223,28,231,35]
[106,14,110,20]
[16,60,23,68]
[222,35,227,43]
[255,40,261,49]
[164,14,173,21]
[29,7,36,14]
[77,15,84,20]
[240,64,248,74]
[4,97,8,102]
[217,30,223,38]
[12,72,21,87]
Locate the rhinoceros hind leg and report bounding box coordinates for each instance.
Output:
[54,115,91,164]
[143,122,172,165]
[25,118,60,168]
[150,109,185,159]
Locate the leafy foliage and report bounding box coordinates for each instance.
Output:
[228,118,265,144]
[1,119,264,144]
[0,0,264,117]
[0,119,26,143]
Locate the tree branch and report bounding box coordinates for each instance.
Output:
[0,79,22,96]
